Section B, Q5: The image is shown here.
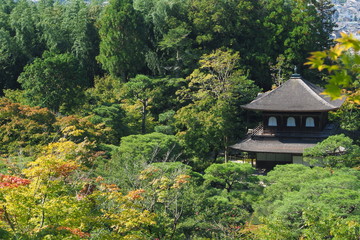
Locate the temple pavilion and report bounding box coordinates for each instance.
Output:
[231,73,345,169]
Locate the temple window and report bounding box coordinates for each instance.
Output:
[305,117,315,127]
[268,116,277,126]
[286,117,296,127]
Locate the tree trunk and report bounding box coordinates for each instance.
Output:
[141,101,147,134]
[224,136,228,163]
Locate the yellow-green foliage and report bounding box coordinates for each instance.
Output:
[0,141,156,239]
[306,32,360,105]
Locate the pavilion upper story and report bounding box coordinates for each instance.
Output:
[241,74,345,136]
[231,74,345,169]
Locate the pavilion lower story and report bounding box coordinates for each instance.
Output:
[255,152,309,169]
[230,136,320,170]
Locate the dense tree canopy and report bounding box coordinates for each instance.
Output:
[254,165,360,239]
[18,51,86,113]
[0,0,335,90]
[0,0,358,238]
[304,134,360,168]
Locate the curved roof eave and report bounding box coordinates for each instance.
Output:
[241,76,346,112]
[241,105,342,112]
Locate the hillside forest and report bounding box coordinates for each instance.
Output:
[0,0,359,239]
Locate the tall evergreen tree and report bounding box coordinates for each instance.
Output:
[134,0,194,77]
[0,0,23,92]
[97,0,146,81]
[10,0,43,59]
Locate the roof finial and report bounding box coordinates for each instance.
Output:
[291,65,301,78]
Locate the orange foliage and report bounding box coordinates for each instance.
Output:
[126,189,146,200]
[0,98,56,125]
[99,183,120,192]
[0,174,31,188]
[77,183,97,200]
[57,226,90,238]
[54,163,80,177]
[0,98,56,156]
[172,174,191,189]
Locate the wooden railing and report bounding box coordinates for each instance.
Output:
[251,123,263,136]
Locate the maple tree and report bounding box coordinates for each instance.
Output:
[0,140,156,239]
[306,32,360,105]
[0,98,56,157]
[0,174,30,189]
[137,162,192,239]
[0,98,109,159]
[54,115,105,143]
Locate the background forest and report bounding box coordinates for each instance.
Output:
[0,0,359,239]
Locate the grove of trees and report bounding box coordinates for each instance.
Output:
[0,0,359,239]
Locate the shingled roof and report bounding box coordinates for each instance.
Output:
[242,74,345,112]
[231,137,318,154]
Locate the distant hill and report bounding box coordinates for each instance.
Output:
[333,0,360,38]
